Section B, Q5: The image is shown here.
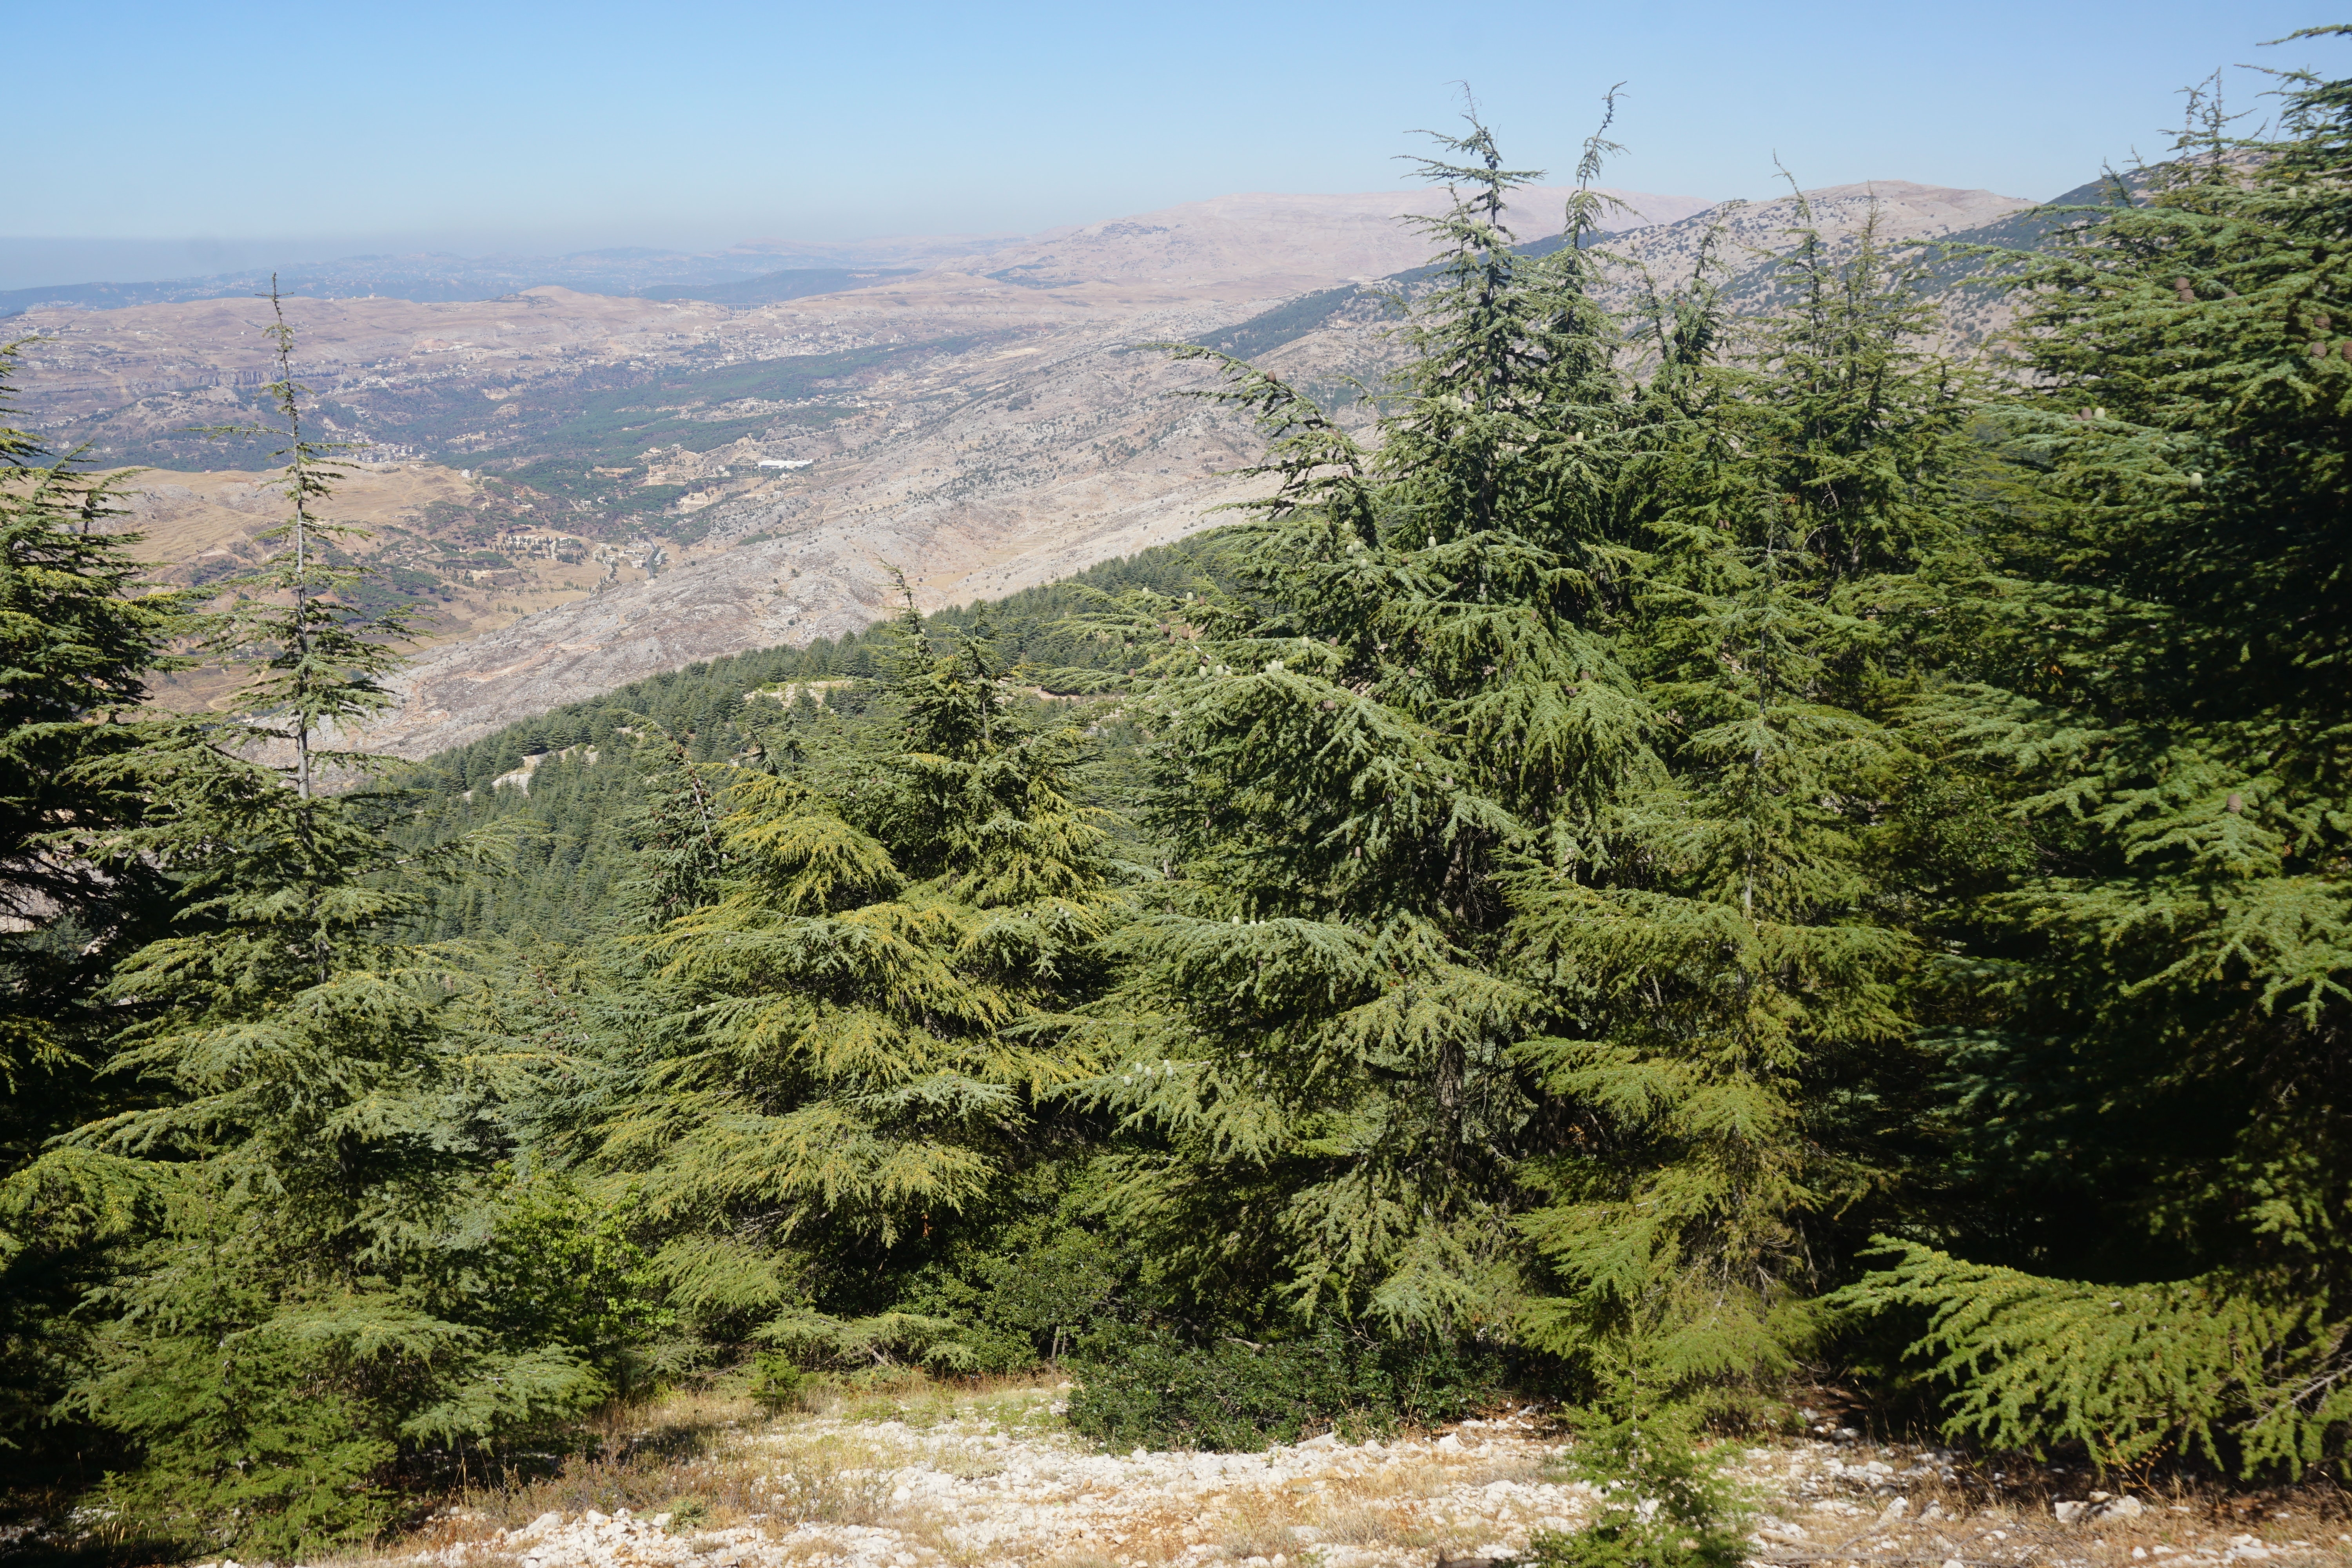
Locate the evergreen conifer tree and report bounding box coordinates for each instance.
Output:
[1070,108,1655,1336]
[23,294,628,1553]
[0,341,191,1458]
[1841,45,2352,1474]
[1513,196,1981,1412]
[600,603,1123,1363]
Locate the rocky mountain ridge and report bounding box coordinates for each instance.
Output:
[7,175,2041,758]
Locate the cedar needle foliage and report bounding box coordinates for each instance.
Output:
[0,339,192,1455]
[1073,102,1653,1343]
[1514,183,1986,1419]
[1833,38,2352,1478]
[11,42,2352,1545]
[598,593,1124,1366]
[11,300,639,1556]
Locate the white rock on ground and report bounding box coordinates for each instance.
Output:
[374,1410,1589,1568]
[297,1394,2337,1568]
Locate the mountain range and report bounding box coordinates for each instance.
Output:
[4,176,2047,757]
[0,185,1701,316]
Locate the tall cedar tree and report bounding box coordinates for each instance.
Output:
[1514,198,1984,1413]
[1067,108,1656,1337]
[0,341,189,1457]
[31,291,627,1555]
[601,604,1123,1367]
[1842,44,2352,1476]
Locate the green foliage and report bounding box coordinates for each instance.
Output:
[196,281,420,797]
[1525,1411,1752,1568]
[387,541,1222,944]
[1837,1241,2352,1475]
[857,1160,1137,1371]
[1065,1324,1504,1452]
[89,1303,399,1557]
[1514,188,1982,1416]
[1826,44,2352,1475]
[5,308,647,1548]
[0,339,197,1456]
[1068,104,1650,1344]
[749,1350,814,1414]
[759,1307,981,1376]
[589,600,1132,1368]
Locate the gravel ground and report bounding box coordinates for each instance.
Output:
[390,1405,1588,1568]
[181,1384,2348,1568]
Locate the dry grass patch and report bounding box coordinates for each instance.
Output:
[1214,1487,1314,1560]
[753,1430,900,1527]
[922,1441,1009,1481]
[862,1502,981,1568]
[351,1392,913,1566]
[349,1389,768,1558]
[805,1371,1064,1433]
[1100,1502,1200,1568]
[1463,1453,1546,1488]
[1309,1499,1439,1551]
[1325,1459,1472,1504]
[964,1389,1068,1433]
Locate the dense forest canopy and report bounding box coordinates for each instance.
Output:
[5,39,2352,1558]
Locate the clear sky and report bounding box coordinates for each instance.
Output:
[9,0,2331,277]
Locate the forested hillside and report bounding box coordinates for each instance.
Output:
[6,45,2352,1564]
[384,545,1213,942]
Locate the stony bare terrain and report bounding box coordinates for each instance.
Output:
[11,176,2038,757]
[1598,179,2040,346]
[1606,180,2032,285]
[333,292,1285,757]
[96,461,661,715]
[231,1381,2339,1568]
[925,185,1713,298]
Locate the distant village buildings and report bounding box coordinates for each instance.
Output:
[495,526,590,564]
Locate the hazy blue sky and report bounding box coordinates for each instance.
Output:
[11,0,2332,275]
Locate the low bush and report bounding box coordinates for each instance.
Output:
[1065,1324,1506,1451]
[1524,1411,1752,1568]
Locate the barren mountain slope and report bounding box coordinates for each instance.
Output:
[111,463,654,714]
[9,185,1716,447]
[1170,178,2042,384]
[1610,179,2033,279]
[949,184,1714,296]
[1114,177,2043,465]
[15,176,2044,760]
[344,301,1281,758]
[1605,178,2037,343]
[14,287,734,432]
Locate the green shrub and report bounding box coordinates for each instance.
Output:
[749,1351,811,1416]
[92,1321,397,1559]
[1524,1411,1751,1568]
[1065,1325,1504,1451]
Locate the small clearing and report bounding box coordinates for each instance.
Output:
[322,1385,2341,1568]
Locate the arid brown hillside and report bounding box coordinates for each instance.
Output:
[12,176,2034,758]
[937,184,1714,296]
